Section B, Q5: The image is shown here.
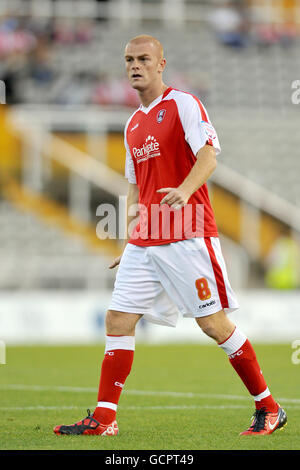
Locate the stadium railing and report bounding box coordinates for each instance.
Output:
[6,105,300,266]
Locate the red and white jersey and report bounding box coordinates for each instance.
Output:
[124,87,221,246]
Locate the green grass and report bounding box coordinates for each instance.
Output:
[0,343,299,450]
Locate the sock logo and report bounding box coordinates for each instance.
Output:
[229,349,243,360]
[114,381,124,388]
[106,351,114,356]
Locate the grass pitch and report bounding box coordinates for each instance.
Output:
[0,343,299,450]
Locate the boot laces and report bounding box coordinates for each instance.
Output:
[250,407,269,432]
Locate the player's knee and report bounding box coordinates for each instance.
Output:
[197,318,219,340]
[195,314,223,341]
[195,311,235,343]
[106,310,124,333]
[105,309,139,336]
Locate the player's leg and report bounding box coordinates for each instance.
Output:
[93,310,142,426]
[106,309,142,335]
[54,243,165,436]
[146,238,287,434]
[53,310,141,436]
[194,308,235,343]
[195,309,276,404]
[195,310,287,435]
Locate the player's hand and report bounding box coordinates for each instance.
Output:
[109,255,122,269]
[157,187,190,210]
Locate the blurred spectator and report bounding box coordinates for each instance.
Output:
[0,16,36,57]
[209,1,249,48]
[92,74,140,108]
[0,3,298,106]
[248,0,299,48]
[264,231,300,290]
[91,70,209,109]
[53,18,94,45]
[53,19,77,45]
[277,0,298,47]
[167,72,209,104]
[75,19,94,44]
[27,36,54,85]
[253,23,280,47]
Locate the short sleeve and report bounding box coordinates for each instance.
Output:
[124,134,137,184]
[177,94,221,156]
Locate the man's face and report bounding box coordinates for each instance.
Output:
[124,41,165,91]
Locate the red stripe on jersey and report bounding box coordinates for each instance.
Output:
[204,238,229,309]
[162,87,173,99]
[196,98,209,122]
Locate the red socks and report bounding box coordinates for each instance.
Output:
[94,328,278,425]
[93,335,135,424]
[218,328,278,413]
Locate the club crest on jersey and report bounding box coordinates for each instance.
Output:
[156,109,166,123]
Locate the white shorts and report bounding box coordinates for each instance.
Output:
[109,237,239,328]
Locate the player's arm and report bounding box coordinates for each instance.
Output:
[109,182,139,269]
[157,144,217,209]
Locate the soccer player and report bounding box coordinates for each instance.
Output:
[54,35,287,437]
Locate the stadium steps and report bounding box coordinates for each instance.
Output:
[2,179,119,258]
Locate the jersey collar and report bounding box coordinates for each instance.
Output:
[139,87,173,114]
[162,86,172,99]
